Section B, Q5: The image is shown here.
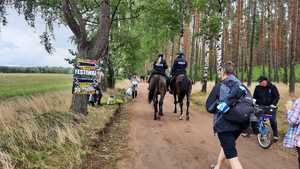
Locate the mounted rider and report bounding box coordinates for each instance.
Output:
[148,54,169,88]
[170,52,188,94]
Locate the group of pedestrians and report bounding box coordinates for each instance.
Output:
[206,61,300,169]
[146,53,299,168]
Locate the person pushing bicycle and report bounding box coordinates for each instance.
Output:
[253,76,280,141]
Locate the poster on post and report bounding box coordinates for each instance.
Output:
[73,59,98,94]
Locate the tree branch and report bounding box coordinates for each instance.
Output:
[110,0,122,26]
[93,0,110,59]
[113,14,140,22]
[68,0,88,42]
[62,0,81,39]
[62,0,88,50]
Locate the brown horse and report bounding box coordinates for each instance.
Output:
[148,74,167,120]
[172,74,192,120]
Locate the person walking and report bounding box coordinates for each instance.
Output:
[206,61,248,169]
[283,99,300,169]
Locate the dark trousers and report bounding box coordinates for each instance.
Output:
[297,147,300,169]
[270,111,278,137]
[251,121,259,135]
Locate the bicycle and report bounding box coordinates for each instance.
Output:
[254,105,277,149]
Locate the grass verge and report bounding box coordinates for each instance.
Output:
[0,89,127,169]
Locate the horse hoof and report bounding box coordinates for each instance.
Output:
[186,116,190,121]
[159,113,164,116]
[173,111,177,114]
[179,116,184,120]
[157,116,161,120]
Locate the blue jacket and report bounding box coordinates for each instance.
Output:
[207,75,247,133]
[171,56,187,76]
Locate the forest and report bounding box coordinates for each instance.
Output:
[0,0,299,95]
[0,66,73,74]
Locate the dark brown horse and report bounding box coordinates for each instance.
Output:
[148,74,167,120]
[172,74,192,120]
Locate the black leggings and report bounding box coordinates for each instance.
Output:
[297,147,300,169]
[218,130,242,159]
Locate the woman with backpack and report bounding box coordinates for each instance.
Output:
[206,61,249,169]
[283,99,300,169]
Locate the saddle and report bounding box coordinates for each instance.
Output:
[170,74,188,94]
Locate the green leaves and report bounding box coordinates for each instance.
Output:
[192,0,208,11]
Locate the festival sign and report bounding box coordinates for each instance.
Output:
[73,59,98,94]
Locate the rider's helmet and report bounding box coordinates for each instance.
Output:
[177,52,185,58]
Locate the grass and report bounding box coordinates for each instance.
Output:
[0,73,72,100]
[191,82,300,137]
[0,89,126,169]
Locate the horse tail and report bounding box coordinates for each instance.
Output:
[148,88,154,103]
[179,76,188,93]
[148,78,158,103]
[178,76,192,99]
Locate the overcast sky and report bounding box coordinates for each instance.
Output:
[0,10,75,67]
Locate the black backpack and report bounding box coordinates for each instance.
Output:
[206,83,221,113]
[222,82,255,124]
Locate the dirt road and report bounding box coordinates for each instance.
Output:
[118,83,296,169]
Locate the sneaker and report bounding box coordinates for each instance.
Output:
[241,133,250,137]
[273,136,279,142]
[209,164,216,169]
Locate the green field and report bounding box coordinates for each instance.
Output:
[0,73,72,100]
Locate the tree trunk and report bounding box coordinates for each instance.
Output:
[216,0,224,83]
[235,0,242,76]
[209,39,214,81]
[107,54,115,88]
[70,0,110,115]
[179,0,185,53]
[283,0,289,84]
[201,39,209,93]
[258,0,266,76]
[247,0,257,87]
[289,0,299,95]
[189,14,196,77]
[171,37,175,64]
[283,52,289,84]
[194,38,200,80]
[70,95,88,115]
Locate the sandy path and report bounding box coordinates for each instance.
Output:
[118,83,296,169]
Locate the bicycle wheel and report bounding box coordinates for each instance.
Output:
[257,124,273,149]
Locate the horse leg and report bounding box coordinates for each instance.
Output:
[179,98,184,120]
[159,94,164,116]
[173,94,177,114]
[186,94,190,121]
[156,97,160,120]
[153,96,159,120]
